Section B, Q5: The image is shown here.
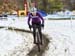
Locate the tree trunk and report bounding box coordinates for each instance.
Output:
[42,0,48,12]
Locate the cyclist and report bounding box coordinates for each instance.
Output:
[27,7,44,44]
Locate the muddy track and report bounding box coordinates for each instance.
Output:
[27,34,49,56]
[0,26,50,56]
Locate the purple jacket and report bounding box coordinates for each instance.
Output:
[28,12,44,25]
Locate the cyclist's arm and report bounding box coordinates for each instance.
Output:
[37,12,44,24]
[28,13,31,25]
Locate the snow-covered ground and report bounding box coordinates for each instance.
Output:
[0,17,34,56]
[43,20,75,56]
[0,16,75,56]
[0,27,34,56]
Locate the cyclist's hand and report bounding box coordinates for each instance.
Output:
[41,24,44,28]
[29,25,31,30]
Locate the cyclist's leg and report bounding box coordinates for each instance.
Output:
[32,24,36,43]
[38,24,42,44]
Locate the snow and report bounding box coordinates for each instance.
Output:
[0,29,23,55]
[43,20,75,56]
[0,16,75,56]
[0,27,34,56]
[44,14,71,19]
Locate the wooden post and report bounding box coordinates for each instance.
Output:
[24,0,28,16]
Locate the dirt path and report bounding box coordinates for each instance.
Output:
[0,26,50,56]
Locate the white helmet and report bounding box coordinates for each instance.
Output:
[30,7,37,13]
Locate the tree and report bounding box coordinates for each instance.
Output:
[38,0,63,13]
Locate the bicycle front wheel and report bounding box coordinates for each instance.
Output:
[36,31,41,52]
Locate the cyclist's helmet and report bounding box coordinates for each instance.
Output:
[30,7,37,14]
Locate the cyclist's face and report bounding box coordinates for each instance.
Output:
[32,12,36,16]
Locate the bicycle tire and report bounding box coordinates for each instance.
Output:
[36,30,41,52]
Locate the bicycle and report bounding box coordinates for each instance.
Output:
[30,24,43,52]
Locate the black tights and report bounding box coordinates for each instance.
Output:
[32,23,42,43]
